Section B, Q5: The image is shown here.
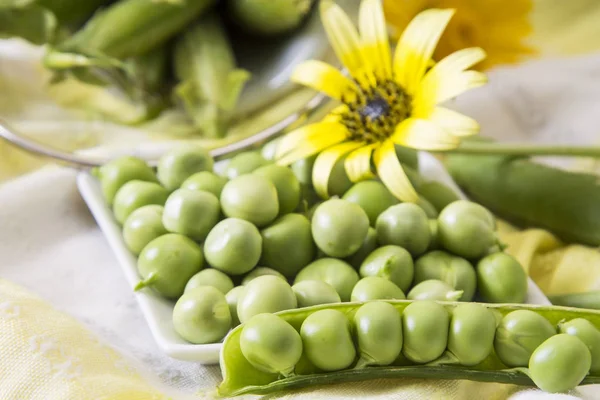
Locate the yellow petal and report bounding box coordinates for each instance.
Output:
[291,60,358,102]
[345,143,378,182]
[413,70,487,115]
[276,121,344,158]
[276,126,348,166]
[392,118,461,150]
[428,47,487,77]
[374,140,419,202]
[427,107,480,137]
[320,0,369,81]
[393,9,454,94]
[312,141,363,199]
[323,105,348,123]
[359,0,392,80]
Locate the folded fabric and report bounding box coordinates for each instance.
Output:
[497,221,600,296]
[0,278,174,400]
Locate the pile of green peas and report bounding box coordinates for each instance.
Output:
[95,138,529,347]
[237,303,600,394]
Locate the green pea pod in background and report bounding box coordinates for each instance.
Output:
[41,0,217,124]
[227,0,316,36]
[0,0,112,44]
[36,0,112,27]
[444,150,600,247]
[173,12,251,138]
[45,44,170,125]
[0,5,56,45]
[52,0,216,60]
[219,300,600,396]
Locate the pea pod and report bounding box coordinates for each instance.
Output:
[219,301,600,396]
[173,12,251,138]
[445,151,600,246]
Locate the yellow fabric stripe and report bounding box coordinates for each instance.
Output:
[374,140,418,202]
[312,141,363,199]
[393,9,454,95]
[345,143,378,182]
[291,60,358,102]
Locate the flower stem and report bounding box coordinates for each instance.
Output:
[446,142,600,158]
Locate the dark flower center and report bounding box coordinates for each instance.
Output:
[339,79,412,144]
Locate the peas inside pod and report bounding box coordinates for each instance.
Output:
[97,145,549,394]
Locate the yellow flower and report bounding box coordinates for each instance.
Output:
[275,0,487,202]
[384,0,536,70]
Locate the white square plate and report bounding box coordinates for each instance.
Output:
[77,151,551,365]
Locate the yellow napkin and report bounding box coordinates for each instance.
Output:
[497,221,600,296]
[0,279,170,400]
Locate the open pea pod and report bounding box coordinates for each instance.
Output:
[218,300,600,396]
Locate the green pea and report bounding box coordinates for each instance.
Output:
[300,309,356,371]
[529,334,591,393]
[294,258,359,302]
[417,197,438,218]
[448,303,496,366]
[254,165,301,215]
[204,218,262,275]
[220,174,279,227]
[417,181,460,212]
[157,145,214,191]
[96,156,158,205]
[351,277,406,302]
[185,268,234,295]
[291,280,341,308]
[162,189,220,241]
[359,245,414,293]
[346,227,378,269]
[354,301,403,367]
[260,138,280,161]
[311,199,370,258]
[181,171,227,198]
[427,219,440,251]
[237,276,297,323]
[414,250,476,301]
[291,155,315,185]
[260,213,315,278]
[327,156,353,197]
[437,200,497,259]
[226,286,245,327]
[240,313,303,377]
[407,279,464,301]
[402,300,449,363]
[241,267,286,286]
[122,205,167,255]
[225,152,269,179]
[113,180,169,225]
[376,203,430,257]
[558,318,600,374]
[494,310,555,367]
[172,286,231,344]
[342,181,398,226]
[476,252,528,304]
[136,234,203,299]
